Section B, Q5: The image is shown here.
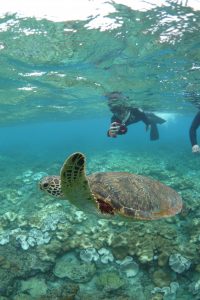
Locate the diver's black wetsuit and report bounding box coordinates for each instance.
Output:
[189,111,200,146]
[108,108,166,140]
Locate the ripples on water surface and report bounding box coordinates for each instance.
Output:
[1,1,200,299]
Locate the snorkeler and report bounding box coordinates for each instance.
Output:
[189,111,200,153]
[106,91,166,140]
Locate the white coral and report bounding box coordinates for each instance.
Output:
[98,248,114,264]
[80,248,99,262]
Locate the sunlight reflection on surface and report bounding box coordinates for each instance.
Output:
[0,0,200,23]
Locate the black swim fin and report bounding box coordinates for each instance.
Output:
[150,123,159,140]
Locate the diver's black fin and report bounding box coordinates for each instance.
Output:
[150,124,159,140]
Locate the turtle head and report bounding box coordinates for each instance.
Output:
[39,175,64,198]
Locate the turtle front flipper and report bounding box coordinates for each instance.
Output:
[60,152,96,211]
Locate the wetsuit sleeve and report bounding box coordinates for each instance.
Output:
[111,115,119,123]
[189,111,200,146]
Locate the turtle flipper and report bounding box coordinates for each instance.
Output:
[61,152,86,190]
[60,152,95,209]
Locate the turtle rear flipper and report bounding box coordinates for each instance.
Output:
[60,152,95,208]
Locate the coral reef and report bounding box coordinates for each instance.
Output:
[169,253,191,274]
[151,269,172,287]
[96,271,125,292]
[116,256,139,278]
[53,253,96,282]
[151,282,179,299]
[19,277,47,298]
[0,149,200,298]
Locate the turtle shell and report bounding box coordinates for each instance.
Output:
[88,172,182,220]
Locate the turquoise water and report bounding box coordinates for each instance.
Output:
[1,1,200,299]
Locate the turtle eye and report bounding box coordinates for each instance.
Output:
[43,182,49,188]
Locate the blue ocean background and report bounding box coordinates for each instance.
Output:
[1,0,200,299]
[0,114,194,159]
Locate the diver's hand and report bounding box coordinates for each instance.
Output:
[108,122,121,138]
[192,144,200,153]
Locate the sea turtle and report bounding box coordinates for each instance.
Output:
[39,152,182,220]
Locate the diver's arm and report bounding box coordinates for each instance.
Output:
[111,115,119,123]
[189,111,200,151]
